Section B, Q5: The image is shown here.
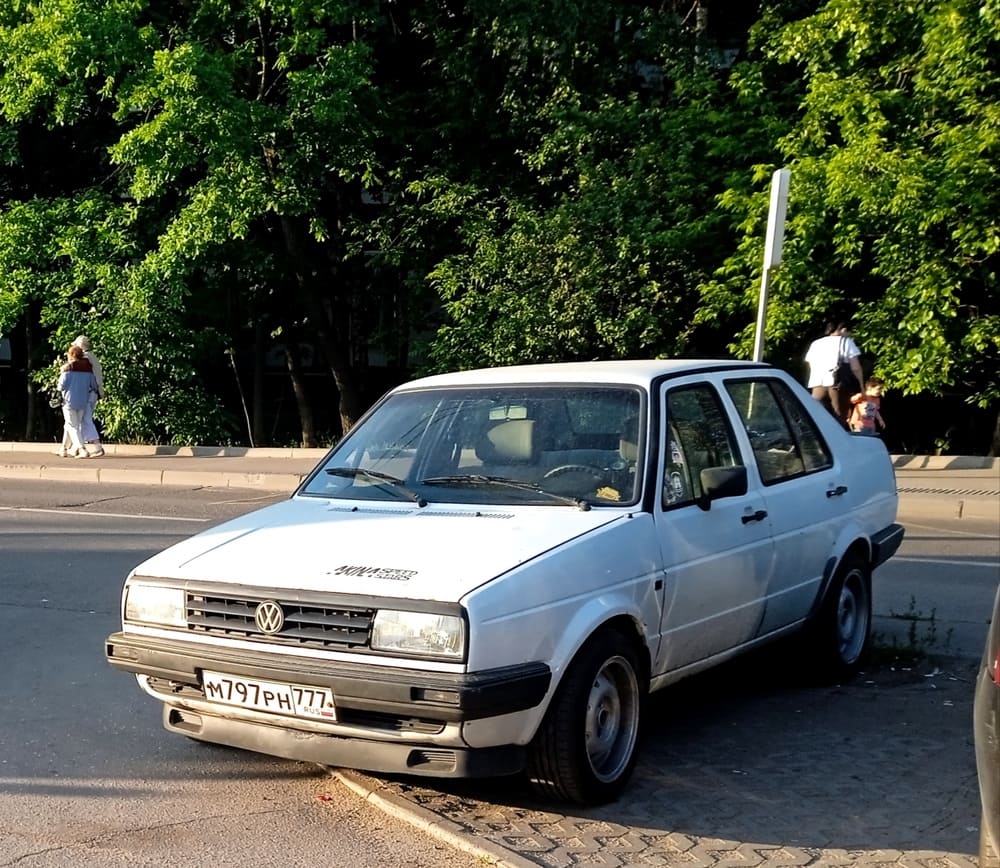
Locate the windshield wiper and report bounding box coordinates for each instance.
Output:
[420,475,590,511]
[324,467,428,507]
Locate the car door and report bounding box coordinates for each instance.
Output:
[721,375,842,635]
[652,380,775,675]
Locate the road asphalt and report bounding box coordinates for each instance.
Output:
[2,440,998,867]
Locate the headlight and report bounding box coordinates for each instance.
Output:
[371,610,465,660]
[124,582,186,628]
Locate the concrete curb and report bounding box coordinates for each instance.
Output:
[0,459,310,493]
[892,454,999,471]
[332,770,535,868]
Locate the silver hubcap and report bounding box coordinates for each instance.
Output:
[837,568,869,663]
[584,655,640,783]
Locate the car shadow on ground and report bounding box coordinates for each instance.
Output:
[358,645,981,864]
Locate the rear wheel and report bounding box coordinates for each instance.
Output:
[809,552,872,681]
[527,629,645,804]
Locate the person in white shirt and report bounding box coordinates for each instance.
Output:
[804,321,864,429]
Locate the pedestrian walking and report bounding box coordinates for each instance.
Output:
[60,334,106,457]
[57,345,98,459]
[804,321,864,428]
[850,377,886,436]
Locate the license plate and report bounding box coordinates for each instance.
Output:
[202,671,336,721]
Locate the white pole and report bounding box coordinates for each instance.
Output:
[753,168,790,362]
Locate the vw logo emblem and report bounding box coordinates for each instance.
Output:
[254,600,285,634]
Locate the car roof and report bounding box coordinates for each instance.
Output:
[395,359,769,391]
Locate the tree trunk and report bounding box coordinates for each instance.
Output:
[306,296,364,437]
[24,314,40,441]
[283,336,316,448]
[277,214,363,438]
[252,316,266,446]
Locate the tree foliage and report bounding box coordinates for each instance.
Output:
[0,0,995,452]
[0,0,387,443]
[703,0,1000,410]
[375,2,772,371]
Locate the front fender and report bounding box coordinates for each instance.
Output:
[461,514,662,746]
[462,593,654,750]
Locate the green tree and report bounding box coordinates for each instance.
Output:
[702,0,1000,421]
[0,0,394,444]
[372,1,769,372]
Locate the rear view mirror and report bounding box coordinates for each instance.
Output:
[697,465,748,510]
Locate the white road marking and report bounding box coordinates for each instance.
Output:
[900,520,998,539]
[0,506,208,522]
[892,556,999,569]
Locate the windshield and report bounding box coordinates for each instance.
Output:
[301,385,645,507]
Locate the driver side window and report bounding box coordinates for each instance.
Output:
[663,385,741,509]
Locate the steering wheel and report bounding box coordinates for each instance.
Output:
[543,464,607,481]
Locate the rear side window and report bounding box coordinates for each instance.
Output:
[725,379,832,484]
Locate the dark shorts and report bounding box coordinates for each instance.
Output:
[811,385,850,428]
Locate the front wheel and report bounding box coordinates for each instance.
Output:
[808,552,872,682]
[527,629,645,804]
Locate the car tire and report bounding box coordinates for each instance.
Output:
[983,811,1000,868]
[527,628,645,805]
[808,552,872,682]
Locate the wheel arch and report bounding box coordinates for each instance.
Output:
[562,613,651,687]
[525,610,652,744]
[593,614,652,687]
[809,536,873,622]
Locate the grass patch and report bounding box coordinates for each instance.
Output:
[871,594,954,665]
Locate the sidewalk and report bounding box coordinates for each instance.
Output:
[0,440,328,492]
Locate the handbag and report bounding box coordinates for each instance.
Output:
[833,337,860,393]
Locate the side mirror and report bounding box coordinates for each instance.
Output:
[697,465,748,511]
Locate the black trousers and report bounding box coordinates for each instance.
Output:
[811,385,850,429]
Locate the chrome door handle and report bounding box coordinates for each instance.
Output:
[741,509,768,524]
[826,485,848,498]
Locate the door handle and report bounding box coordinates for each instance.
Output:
[826,485,848,498]
[741,509,768,524]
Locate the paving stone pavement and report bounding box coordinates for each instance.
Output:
[339,652,983,867]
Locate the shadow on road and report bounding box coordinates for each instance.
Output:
[358,648,980,865]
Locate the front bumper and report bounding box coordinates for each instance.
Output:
[107,631,550,723]
[107,631,550,777]
[162,704,526,777]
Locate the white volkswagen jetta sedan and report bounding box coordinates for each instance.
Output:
[107,360,903,804]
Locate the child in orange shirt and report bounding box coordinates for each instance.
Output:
[850,377,885,436]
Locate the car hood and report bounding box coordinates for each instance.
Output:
[132,496,626,602]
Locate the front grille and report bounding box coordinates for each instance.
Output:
[186,592,375,650]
